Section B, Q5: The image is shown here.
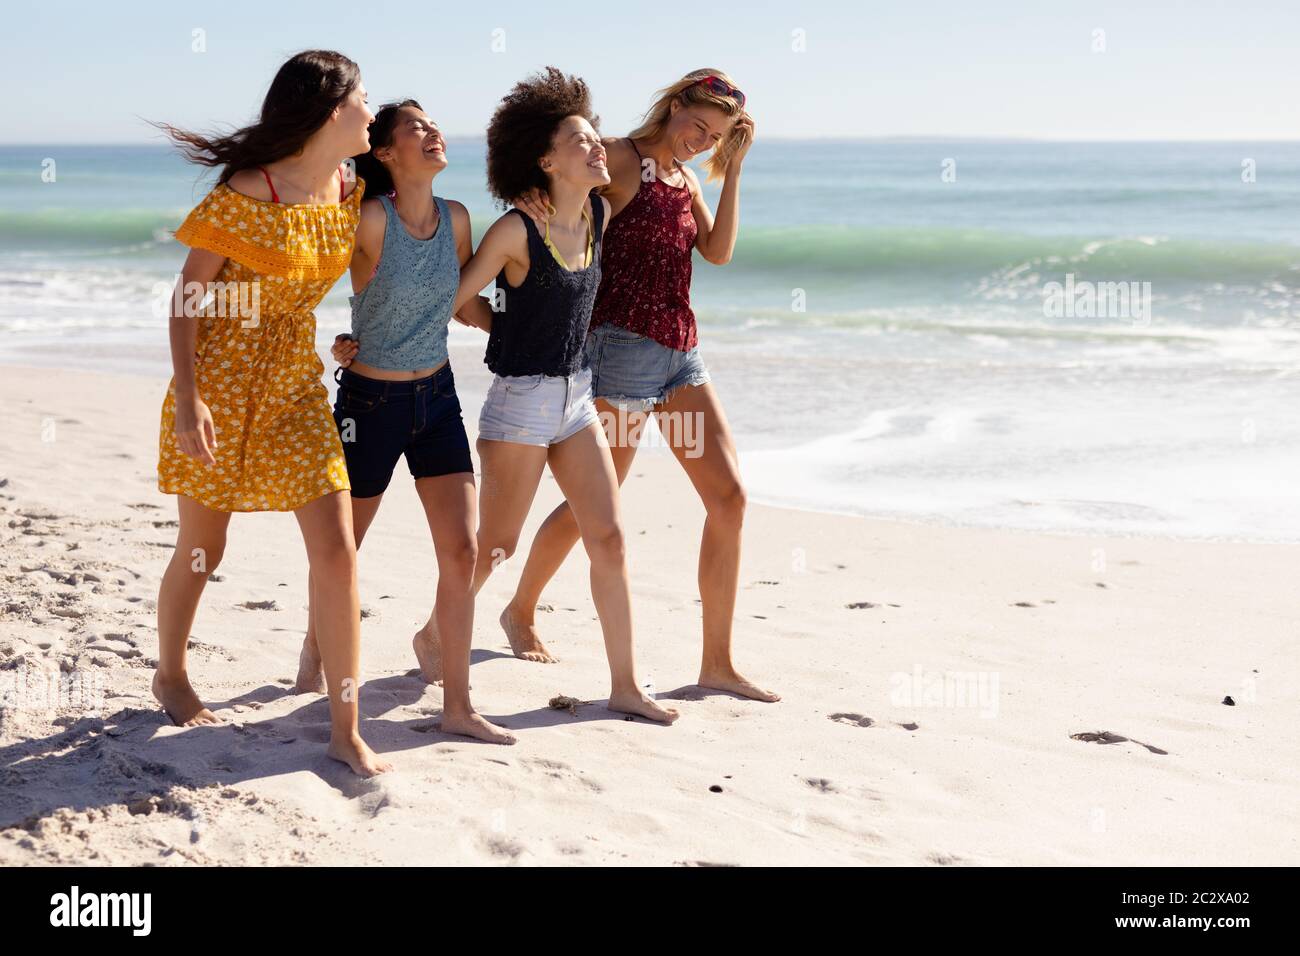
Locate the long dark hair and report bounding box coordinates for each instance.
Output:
[351,99,423,197]
[155,50,360,184]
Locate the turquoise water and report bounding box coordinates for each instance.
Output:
[2,142,1297,539]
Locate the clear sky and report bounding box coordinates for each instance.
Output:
[4,0,1299,143]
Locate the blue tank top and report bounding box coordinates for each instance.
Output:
[349,193,458,370]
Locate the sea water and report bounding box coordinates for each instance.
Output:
[2,141,1295,539]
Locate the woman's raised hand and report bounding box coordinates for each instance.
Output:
[729,115,755,169]
[512,187,551,228]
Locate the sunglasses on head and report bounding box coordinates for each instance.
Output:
[692,75,745,108]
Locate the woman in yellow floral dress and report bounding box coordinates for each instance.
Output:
[154,50,390,776]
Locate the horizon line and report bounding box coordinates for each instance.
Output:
[5,136,1300,148]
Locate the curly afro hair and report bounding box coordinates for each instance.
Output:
[486,67,599,205]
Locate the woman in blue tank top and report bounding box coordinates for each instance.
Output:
[298,99,512,745]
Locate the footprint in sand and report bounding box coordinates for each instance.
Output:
[830,713,918,732]
[676,860,739,867]
[829,712,874,728]
[927,852,965,866]
[1070,730,1168,755]
[238,600,279,611]
[88,636,142,660]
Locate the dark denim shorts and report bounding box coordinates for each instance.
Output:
[333,364,474,498]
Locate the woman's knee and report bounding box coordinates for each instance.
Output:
[439,535,479,581]
[706,477,747,526]
[307,534,358,584]
[177,536,226,576]
[583,521,626,565]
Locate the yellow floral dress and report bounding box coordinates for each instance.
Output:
[158,179,364,511]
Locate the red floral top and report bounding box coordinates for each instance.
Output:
[590,157,698,352]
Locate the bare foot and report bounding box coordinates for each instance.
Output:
[609,689,680,724]
[294,635,326,694]
[327,732,393,777]
[152,671,222,727]
[412,622,443,684]
[500,603,558,664]
[699,666,781,703]
[441,710,517,745]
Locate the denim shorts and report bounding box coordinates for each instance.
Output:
[333,364,474,498]
[584,323,712,411]
[478,365,600,447]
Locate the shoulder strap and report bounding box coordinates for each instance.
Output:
[433,196,453,244]
[627,138,643,161]
[509,206,541,244]
[590,192,606,246]
[377,193,401,238]
[259,167,280,203]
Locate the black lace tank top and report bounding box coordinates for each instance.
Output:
[484,197,606,378]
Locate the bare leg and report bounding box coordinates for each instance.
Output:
[411,471,514,744]
[547,423,677,723]
[504,398,641,661]
[153,495,231,726]
[417,437,549,677]
[657,383,779,702]
[297,493,384,693]
[294,490,391,776]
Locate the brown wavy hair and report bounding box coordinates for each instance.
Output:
[485,67,598,205]
[153,50,361,184]
[627,68,750,182]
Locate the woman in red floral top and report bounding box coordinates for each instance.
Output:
[504,69,778,703]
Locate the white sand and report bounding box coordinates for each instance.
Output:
[1,362,1296,866]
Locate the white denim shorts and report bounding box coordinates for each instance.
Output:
[478,365,600,447]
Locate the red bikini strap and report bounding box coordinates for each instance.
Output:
[259,167,280,204]
[339,165,346,201]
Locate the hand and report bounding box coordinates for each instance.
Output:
[511,188,551,229]
[331,333,360,367]
[174,393,217,466]
[728,115,755,169]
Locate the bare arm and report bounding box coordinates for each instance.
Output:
[454,295,493,332]
[329,199,384,367]
[169,246,226,465]
[691,115,754,266]
[349,198,387,293]
[453,211,528,315]
[448,201,492,332]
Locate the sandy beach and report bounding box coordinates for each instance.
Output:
[1,359,1296,867]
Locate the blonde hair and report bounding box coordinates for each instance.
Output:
[627,68,749,182]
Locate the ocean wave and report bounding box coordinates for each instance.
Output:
[0,207,184,249]
[723,226,1300,285]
